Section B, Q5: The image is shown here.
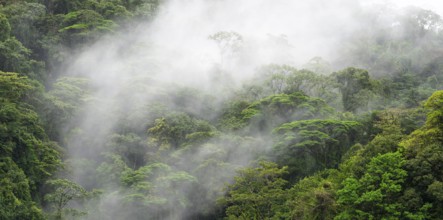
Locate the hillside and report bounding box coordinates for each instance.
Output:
[1,0,443,219]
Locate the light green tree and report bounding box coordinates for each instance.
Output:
[219,161,289,219]
[0,71,61,192]
[336,152,409,219]
[0,157,45,220]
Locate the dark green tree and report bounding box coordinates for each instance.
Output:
[333,67,374,112]
[401,90,443,218]
[273,119,361,180]
[0,13,11,41]
[0,38,45,79]
[0,2,46,51]
[241,92,333,132]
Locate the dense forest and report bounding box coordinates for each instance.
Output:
[1,0,443,219]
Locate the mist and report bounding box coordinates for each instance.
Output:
[56,0,442,219]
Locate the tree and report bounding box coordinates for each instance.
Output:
[400,7,443,41]
[50,0,96,14]
[333,67,374,112]
[147,113,214,156]
[0,157,45,220]
[131,0,160,18]
[0,2,46,50]
[118,162,197,220]
[303,56,332,75]
[0,38,45,80]
[59,9,117,47]
[96,153,132,188]
[44,179,89,220]
[339,109,409,178]
[336,152,410,219]
[106,133,146,169]
[43,77,91,142]
[0,71,61,194]
[258,65,334,96]
[287,171,338,220]
[240,92,333,132]
[0,13,10,41]
[401,90,443,218]
[273,119,361,181]
[219,161,289,219]
[97,1,132,21]
[209,31,243,70]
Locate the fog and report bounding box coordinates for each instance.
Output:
[366,0,443,16]
[59,0,442,218]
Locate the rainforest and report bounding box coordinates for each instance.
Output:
[1,0,443,219]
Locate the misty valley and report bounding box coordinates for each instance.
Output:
[2,0,443,219]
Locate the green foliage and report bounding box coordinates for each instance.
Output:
[96,153,131,188]
[340,109,410,178]
[118,162,197,219]
[0,37,45,79]
[0,13,11,41]
[0,157,45,220]
[50,0,97,14]
[423,90,443,127]
[43,77,91,141]
[273,119,361,180]
[0,71,61,191]
[400,90,443,218]
[336,107,435,219]
[336,152,410,219]
[333,67,374,112]
[97,1,132,21]
[0,2,46,50]
[0,71,32,100]
[286,171,338,220]
[59,9,117,47]
[218,100,251,130]
[220,161,289,219]
[241,92,334,132]
[147,113,215,155]
[1,1,443,219]
[44,179,89,220]
[242,65,340,106]
[130,0,160,18]
[107,133,146,169]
